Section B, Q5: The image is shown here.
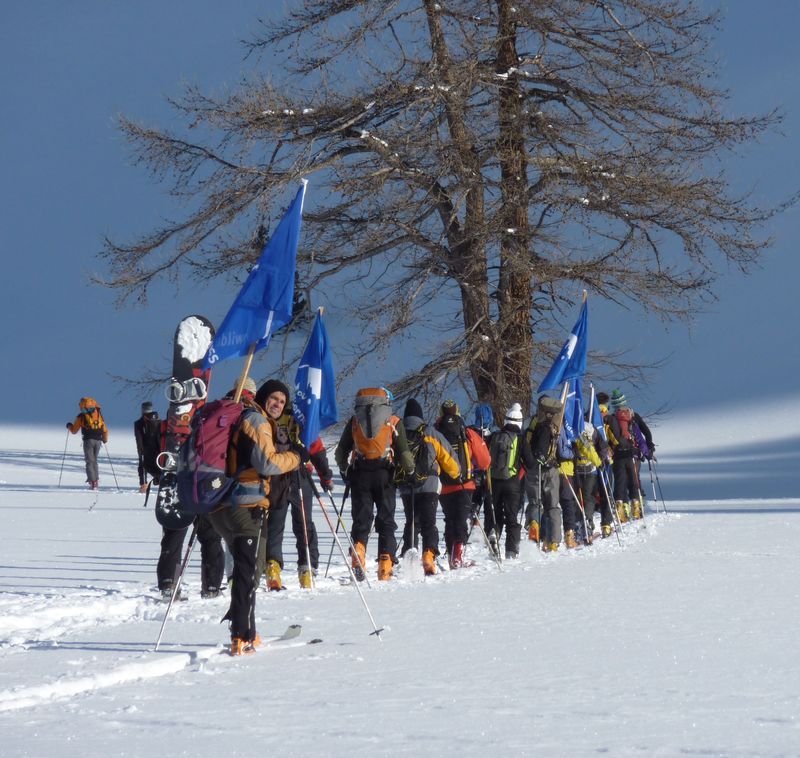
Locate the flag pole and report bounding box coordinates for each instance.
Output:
[233,343,257,403]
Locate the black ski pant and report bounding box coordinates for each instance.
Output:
[593,467,615,528]
[264,473,319,571]
[612,456,641,504]
[439,489,471,556]
[138,456,161,487]
[350,467,398,560]
[471,479,493,529]
[157,515,225,592]
[491,477,523,555]
[400,491,439,556]
[574,469,597,539]
[209,506,265,643]
[559,472,580,535]
[289,473,318,571]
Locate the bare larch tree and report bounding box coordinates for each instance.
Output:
[102,0,782,417]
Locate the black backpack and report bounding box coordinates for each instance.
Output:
[490,429,520,480]
[436,414,470,485]
[397,424,437,487]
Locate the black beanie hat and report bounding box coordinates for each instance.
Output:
[141,401,154,414]
[255,379,291,410]
[404,398,424,419]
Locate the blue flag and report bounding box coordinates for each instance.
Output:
[537,299,588,392]
[292,311,338,448]
[562,378,584,443]
[203,182,306,368]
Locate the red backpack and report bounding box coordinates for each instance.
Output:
[615,408,634,442]
[176,398,244,513]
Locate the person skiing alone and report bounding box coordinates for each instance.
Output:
[66,397,108,489]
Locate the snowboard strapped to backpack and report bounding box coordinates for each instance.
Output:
[350,388,399,465]
[176,398,244,513]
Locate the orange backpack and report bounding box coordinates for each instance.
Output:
[350,388,399,461]
[79,397,105,431]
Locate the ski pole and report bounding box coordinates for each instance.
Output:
[632,460,647,530]
[561,471,590,544]
[533,462,543,550]
[324,483,350,578]
[154,518,198,651]
[322,484,372,588]
[646,459,659,514]
[472,513,503,570]
[598,466,623,546]
[650,459,669,514]
[304,469,383,639]
[298,472,315,589]
[143,480,153,508]
[58,429,70,487]
[103,443,121,491]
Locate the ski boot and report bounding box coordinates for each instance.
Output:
[230,637,257,656]
[615,500,630,524]
[351,541,367,582]
[266,560,282,591]
[527,521,540,543]
[601,524,613,539]
[631,499,643,520]
[377,553,393,581]
[565,530,578,549]
[449,542,465,569]
[298,566,314,590]
[422,549,437,576]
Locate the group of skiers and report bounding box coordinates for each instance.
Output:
[69,380,655,656]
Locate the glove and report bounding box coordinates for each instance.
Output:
[535,456,547,467]
[339,467,350,485]
[65,422,71,429]
[289,442,311,464]
[646,445,656,461]
[321,478,334,493]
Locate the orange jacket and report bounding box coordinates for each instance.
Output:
[68,398,108,443]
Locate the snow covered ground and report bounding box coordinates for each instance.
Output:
[1,404,799,757]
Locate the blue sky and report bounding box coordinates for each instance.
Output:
[2,1,798,428]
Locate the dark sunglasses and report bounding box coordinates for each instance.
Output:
[83,407,97,414]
